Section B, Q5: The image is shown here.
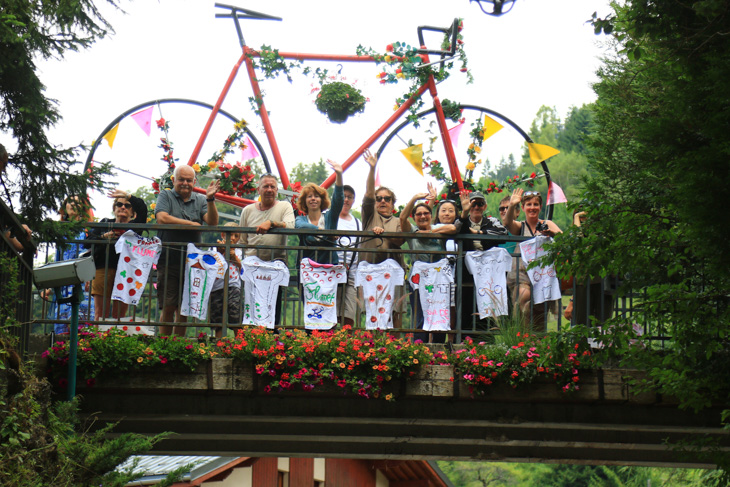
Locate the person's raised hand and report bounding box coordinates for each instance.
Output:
[363,148,378,169]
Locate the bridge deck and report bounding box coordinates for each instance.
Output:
[77,360,729,468]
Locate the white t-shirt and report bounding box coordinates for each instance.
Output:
[354,259,405,330]
[336,215,361,268]
[409,258,454,331]
[520,236,561,304]
[240,256,290,329]
[465,248,512,318]
[300,258,347,330]
[211,248,243,292]
[181,244,226,319]
[111,230,162,305]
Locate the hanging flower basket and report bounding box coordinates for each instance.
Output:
[314,81,367,124]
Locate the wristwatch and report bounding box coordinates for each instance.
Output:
[206,196,215,202]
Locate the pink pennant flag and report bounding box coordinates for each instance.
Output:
[448,122,463,149]
[131,107,153,136]
[241,136,260,160]
[374,167,381,188]
[547,181,568,205]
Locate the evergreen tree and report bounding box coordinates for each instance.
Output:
[1,1,119,230]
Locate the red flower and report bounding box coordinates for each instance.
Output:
[386,44,393,52]
[156,118,166,128]
[530,172,536,178]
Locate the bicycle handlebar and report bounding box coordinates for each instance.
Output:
[215,3,458,60]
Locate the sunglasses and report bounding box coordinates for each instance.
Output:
[523,191,540,197]
[498,206,509,212]
[471,200,486,207]
[115,202,133,209]
[375,195,393,203]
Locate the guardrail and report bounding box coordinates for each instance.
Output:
[21,221,645,345]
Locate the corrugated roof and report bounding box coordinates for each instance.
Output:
[118,455,219,477]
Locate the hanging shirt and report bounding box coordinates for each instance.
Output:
[111,230,162,306]
[520,236,562,304]
[408,258,454,331]
[300,258,347,330]
[211,248,243,292]
[354,259,405,330]
[465,247,512,319]
[180,243,226,319]
[240,256,290,329]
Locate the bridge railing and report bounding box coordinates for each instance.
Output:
[26,221,644,344]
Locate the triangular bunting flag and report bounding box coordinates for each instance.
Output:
[241,136,260,160]
[400,144,424,176]
[482,114,503,141]
[130,107,153,136]
[448,122,463,149]
[547,181,568,205]
[103,123,120,149]
[374,167,381,188]
[527,142,560,165]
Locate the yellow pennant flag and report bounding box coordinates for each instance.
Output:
[400,144,424,176]
[103,123,120,149]
[482,114,503,141]
[527,142,560,165]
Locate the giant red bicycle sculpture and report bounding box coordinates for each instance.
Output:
[86,3,552,216]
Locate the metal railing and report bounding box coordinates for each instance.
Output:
[24,221,645,344]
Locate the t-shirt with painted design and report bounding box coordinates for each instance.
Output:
[240,256,290,329]
[111,230,162,306]
[465,248,512,319]
[300,258,347,330]
[408,258,454,331]
[180,244,226,319]
[354,259,405,330]
[520,236,561,304]
[211,248,243,292]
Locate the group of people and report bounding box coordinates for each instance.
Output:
[38,146,569,339]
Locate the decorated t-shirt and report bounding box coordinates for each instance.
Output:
[211,248,243,292]
[111,230,162,306]
[240,256,290,329]
[180,244,226,319]
[300,258,347,330]
[520,236,561,304]
[465,247,512,318]
[354,259,405,330]
[409,258,454,331]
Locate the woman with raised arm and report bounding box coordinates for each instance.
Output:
[503,188,562,328]
[295,159,344,265]
[401,190,459,343]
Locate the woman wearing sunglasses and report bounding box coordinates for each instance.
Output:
[88,191,146,320]
[502,188,562,328]
[457,191,509,330]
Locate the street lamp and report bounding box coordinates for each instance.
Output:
[470,0,517,16]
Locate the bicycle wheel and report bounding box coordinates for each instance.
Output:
[84,98,271,211]
[374,104,554,220]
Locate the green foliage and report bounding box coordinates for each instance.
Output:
[290,158,331,188]
[545,0,730,473]
[314,81,367,123]
[438,461,718,486]
[0,0,116,230]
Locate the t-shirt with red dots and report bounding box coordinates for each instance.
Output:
[354,259,405,330]
[111,230,162,306]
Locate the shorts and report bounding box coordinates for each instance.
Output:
[91,267,116,298]
[156,258,185,309]
[336,266,361,322]
[209,286,242,324]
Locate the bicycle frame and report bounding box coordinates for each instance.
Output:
[188,4,467,207]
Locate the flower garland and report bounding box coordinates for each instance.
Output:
[357,18,471,127]
[44,325,599,400]
[151,118,257,199]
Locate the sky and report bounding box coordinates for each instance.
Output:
[28,0,611,220]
